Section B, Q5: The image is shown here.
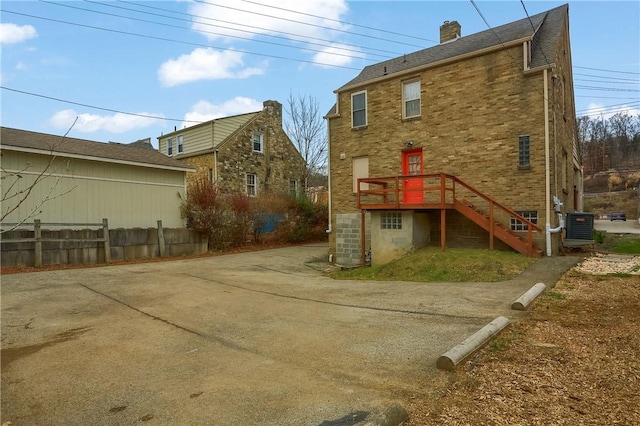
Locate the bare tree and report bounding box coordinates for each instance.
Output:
[284,93,327,190]
[1,120,77,232]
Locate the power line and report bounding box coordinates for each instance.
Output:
[119,0,404,57]
[1,9,362,70]
[520,0,551,67]
[192,0,425,49]
[574,73,640,83]
[240,0,438,44]
[575,85,640,92]
[575,78,640,85]
[41,0,380,62]
[575,65,640,75]
[1,86,200,123]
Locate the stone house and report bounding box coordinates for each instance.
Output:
[158,100,306,197]
[325,4,581,266]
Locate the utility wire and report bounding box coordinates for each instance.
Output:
[1,9,362,70]
[41,0,380,61]
[118,0,404,57]
[520,0,551,66]
[574,73,640,83]
[240,0,438,43]
[575,66,640,75]
[192,0,425,49]
[0,86,202,123]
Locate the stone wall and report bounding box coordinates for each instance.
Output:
[1,227,208,268]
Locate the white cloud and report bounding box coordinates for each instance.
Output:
[312,43,359,67]
[189,0,349,42]
[158,48,264,87]
[182,97,263,127]
[582,102,640,120]
[49,109,164,134]
[0,23,37,45]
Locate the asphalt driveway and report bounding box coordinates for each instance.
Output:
[1,243,579,425]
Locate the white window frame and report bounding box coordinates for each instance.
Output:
[252,132,263,153]
[403,80,421,118]
[167,138,173,156]
[351,91,367,128]
[246,173,258,197]
[177,135,183,153]
[510,210,538,232]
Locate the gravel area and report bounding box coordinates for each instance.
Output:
[574,253,640,275]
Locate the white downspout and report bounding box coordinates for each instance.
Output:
[325,116,332,235]
[544,69,564,255]
[544,68,553,256]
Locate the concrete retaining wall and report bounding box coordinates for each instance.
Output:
[1,227,208,268]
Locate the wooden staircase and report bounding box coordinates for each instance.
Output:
[454,199,542,257]
[356,173,543,257]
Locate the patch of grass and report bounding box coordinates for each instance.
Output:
[545,291,565,300]
[330,247,536,282]
[613,239,640,254]
[596,233,640,253]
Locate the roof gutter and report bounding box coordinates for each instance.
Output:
[0,145,194,173]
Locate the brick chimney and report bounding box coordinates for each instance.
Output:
[440,20,461,43]
[263,100,282,126]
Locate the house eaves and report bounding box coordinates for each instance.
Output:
[335,4,567,94]
[1,127,194,172]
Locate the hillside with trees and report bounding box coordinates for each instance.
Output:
[578,112,640,193]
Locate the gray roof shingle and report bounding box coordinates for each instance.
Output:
[1,127,192,171]
[337,4,567,92]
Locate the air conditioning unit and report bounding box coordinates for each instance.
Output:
[565,213,594,240]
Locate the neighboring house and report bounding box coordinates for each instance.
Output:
[325,4,581,266]
[158,100,306,197]
[1,127,193,228]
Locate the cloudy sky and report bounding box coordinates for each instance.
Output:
[1,0,638,146]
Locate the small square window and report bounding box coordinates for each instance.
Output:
[511,210,538,231]
[381,212,402,230]
[252,132,263,153]
[518,135,530,167]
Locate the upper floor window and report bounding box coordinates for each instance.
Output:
[252,132,263,153]
[403,80,421,118]
[177,135,183,153]
[518,135,530,168]
[351,91,367,128]
[167,138,173,156]
[247,173,257,197]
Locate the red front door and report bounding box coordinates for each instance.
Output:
[402,149,423,204]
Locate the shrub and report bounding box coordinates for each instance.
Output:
[180,178,236,250]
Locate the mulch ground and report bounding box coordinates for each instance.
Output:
[405,259,640,425]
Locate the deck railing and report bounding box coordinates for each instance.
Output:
[357,173,542,255]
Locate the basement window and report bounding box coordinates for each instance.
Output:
[381,212,402,230]
[510,210,538,232]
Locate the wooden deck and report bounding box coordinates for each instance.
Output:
[356,173,543,258]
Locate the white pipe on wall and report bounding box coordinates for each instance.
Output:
[543,68,553,257]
